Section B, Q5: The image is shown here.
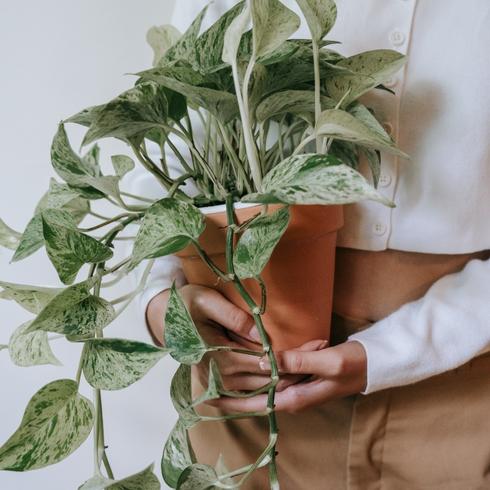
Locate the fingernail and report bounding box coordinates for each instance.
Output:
[259,356,270,371]
[318,340,329,350]
[249,326,261,342]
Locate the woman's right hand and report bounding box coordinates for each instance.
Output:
[146,284,309,393]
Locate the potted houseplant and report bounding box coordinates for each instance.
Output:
[0,0,407,488]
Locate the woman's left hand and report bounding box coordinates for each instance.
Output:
[210,340,368,413]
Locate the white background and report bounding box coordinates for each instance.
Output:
[0,1,179,489]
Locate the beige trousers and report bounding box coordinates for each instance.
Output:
[189,315,490,490]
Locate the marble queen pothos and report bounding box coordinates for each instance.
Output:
[0,0,408,488]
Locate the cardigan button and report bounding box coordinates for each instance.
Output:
[379,173,393,188]
[389,30,406,47]
[372,222,388,236]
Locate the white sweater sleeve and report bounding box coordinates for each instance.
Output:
[349,257,490,394]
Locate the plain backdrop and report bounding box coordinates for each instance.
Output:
[0,1,179,489]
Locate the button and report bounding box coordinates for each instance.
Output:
[384,77,398,88]
[389,30,406,47]
[372,222,387,236]
[379,173,392,187]
[382,122,394,136]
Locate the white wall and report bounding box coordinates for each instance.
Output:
[0,1,179,489]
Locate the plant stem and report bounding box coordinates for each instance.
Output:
[120,191,155,204]
[231,55,263,191]
[191,240,231,283]
[78,213,135,232]
[224,196,280,489]
[312,38,323,153]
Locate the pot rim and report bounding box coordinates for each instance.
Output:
[197,201,260,216]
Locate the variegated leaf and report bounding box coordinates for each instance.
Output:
[0,218,21,250]
[8,321,61,367]
[193,359,223,406]
[164,284,208,365]
[130,198,204,269]
[108,464,161,490]
[234,206,289,279]
[256,90,335,123]
[0,281,61,314]
[25,279,114,337]
[296,0,337,42]
[326,50,407,106]
[51,123,104,197]
[79,465,160,490]
[177,464,219,490]
[111,155,135,178]
[147,24,181,66]
[0,379,94,471]
[316,109,408,158]
[158,6,208,66]
[42,209,113,284]
[242,153,394,206]
[82,82,170,146]
[170,364,200,428]
[78,475,115,490]
[136,71,239,124]
[12,180,90,263]
[82,338,168,390]
[222,1,250,66]
[161,419,196,488]
[251,0,300,58]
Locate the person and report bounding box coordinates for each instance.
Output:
[134,1,490,488]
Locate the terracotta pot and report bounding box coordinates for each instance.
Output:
[177,203,344,351]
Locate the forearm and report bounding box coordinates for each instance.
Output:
[349,257,490,394]
[146,289,171,346]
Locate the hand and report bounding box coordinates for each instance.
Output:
[211,340,368,413]
[146,284,309,393]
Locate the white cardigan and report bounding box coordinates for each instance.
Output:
[133,0,490,394]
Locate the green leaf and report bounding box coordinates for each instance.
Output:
[9,321,61,367]
[164,284,207,364]
[234,206,289,279]
[12,179,90,263]
[0,282,61,314]
[159,6,208,66]
[66,105,105,128]
[170,364,200,428]
[42,209,113,284]
[108,464,161,490]
[363,148,381,188]
[78,475,115,490]
[130,198,204,269]
[82,338,168,390]
[325,50,407,106]
[0,218,21,250]
[193,359,223,405]
[243,153,394,206]
[316,109,408,158]
[255,89,335,123]
[51,123,104,197]
[222,2,250,66]
[147,24,182,66]
[79,465,161,490]
[251,0,300,58]
[296,0,337,42]
[24,279,115,337]
[111,155,135,178]
[177,464,219,490]
[0,379,94,471]
[162,419,196,488]
[82,82,170,146]
[137,70,239,124]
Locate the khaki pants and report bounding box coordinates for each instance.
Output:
[189,315,490,490]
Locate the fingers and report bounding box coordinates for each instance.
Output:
[258,339,329,375]
[221,373,305,392]
[213,378,334,413]
[184,286,259,343]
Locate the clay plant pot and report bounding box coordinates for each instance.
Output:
[177,203,344,351]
